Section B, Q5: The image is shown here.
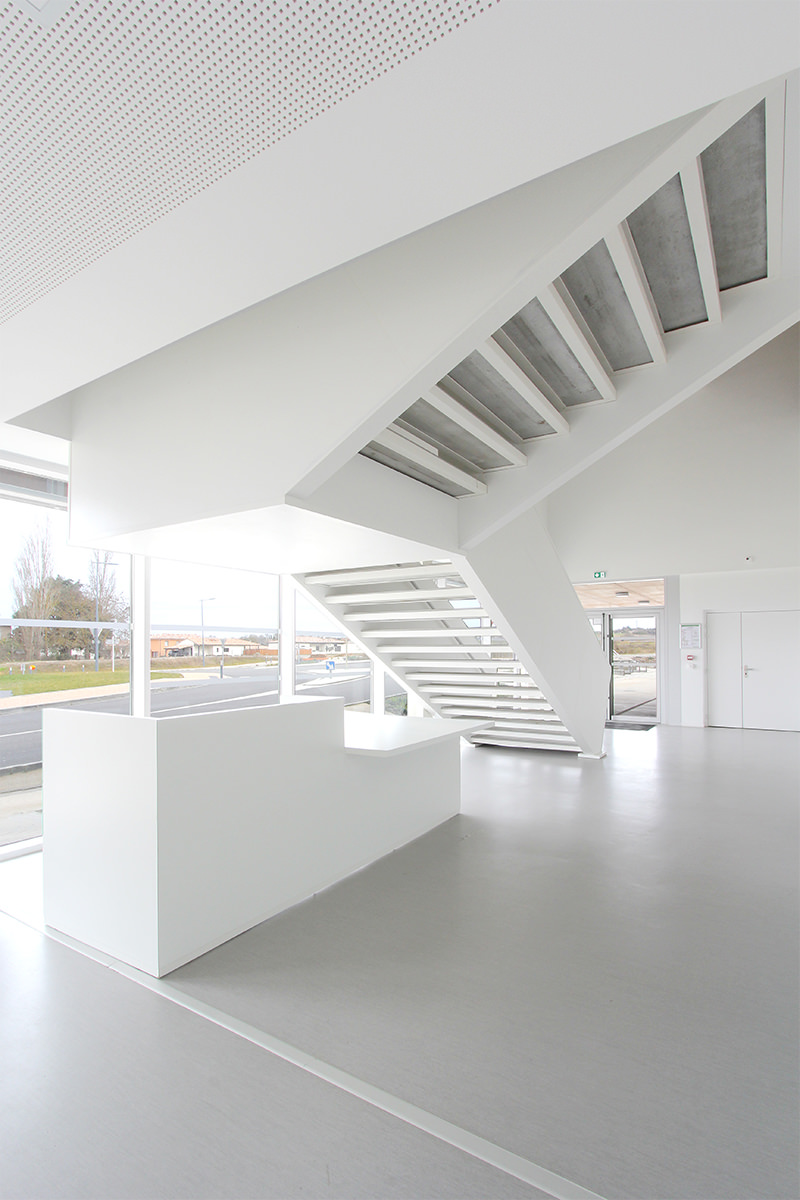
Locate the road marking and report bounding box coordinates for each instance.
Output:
[0,674,371,725]
[296,672,370,691]
[0,730,40,738]
[156,675,371,712]
[44,927,606,1200]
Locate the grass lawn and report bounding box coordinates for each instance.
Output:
[0,669,180,697]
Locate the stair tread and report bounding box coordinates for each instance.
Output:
[434,695,556,709]
[363,630,508,639]
[328,586,474,604]
[438,706,568,725]
[351,609,490,621]
[478,718,569,730]
[306,563,458,587]
[409,675,541,688]
[418,684,545,695]
[382,651,516,658]
[471,735,581,752]
[474,721,574,734]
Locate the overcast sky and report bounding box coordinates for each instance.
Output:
[0,499,338,634]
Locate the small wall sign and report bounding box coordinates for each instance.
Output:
[680,624,702,649]
[593,571,606,579]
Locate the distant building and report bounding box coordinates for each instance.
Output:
[154,635,266,658]
[150,633,351,660]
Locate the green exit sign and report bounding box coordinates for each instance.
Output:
[593,571,606,579]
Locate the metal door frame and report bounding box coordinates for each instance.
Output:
[588,608,662,724]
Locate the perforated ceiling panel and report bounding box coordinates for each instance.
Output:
[0,0,495,323]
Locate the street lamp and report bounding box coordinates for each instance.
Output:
[200,597,215,666]
[94,555,120,672]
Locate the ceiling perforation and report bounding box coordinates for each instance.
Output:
[1,0,496,323]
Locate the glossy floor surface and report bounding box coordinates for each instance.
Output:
[1,726,797,1199]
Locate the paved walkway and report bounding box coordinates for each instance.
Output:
[0,787,42,847]
[0,683,130,712]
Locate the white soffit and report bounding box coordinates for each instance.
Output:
[87,504,451,577]
[0,1,798,425]
[0,419,69,476]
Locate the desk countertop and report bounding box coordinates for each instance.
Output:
[343,712,488,756]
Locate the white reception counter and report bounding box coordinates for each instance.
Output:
[43,697,484,977]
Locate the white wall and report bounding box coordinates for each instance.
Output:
[539,328,799,728]
[43,711,160,975]
[155,699,340,972]
[660,574,683,727]
[680,568,800,616]
[158,702,463,973]
[542,327,800,581]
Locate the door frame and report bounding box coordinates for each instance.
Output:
[589,607,662,724]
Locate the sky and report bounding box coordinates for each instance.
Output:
[0,498,340,634]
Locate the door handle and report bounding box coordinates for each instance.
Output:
[743,665,754,677]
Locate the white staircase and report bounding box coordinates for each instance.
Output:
[358,96,779,500]
[298,560,582,752]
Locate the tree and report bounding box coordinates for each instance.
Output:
[87,552,128,658]
[11,523,56,660]
[43,578,94,659]
[10,534,129,663]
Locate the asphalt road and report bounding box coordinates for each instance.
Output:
[0,661,388,772]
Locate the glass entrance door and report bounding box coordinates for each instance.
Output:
[609,613,658,721]
[576,579,662,726]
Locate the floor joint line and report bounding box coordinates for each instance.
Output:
[45,924,608,1200]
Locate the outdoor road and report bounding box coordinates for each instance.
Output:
[0,662,387,772]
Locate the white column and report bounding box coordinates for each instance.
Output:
[407,691,427,718]
[661,575,682,726]
[278,574,296,703]
[130,555,151,718]
[371,661,386,715]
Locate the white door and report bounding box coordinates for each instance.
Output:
[708,610,800,731]
[741,610,800,731]
[707,612,742,727]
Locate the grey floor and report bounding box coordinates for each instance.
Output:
[0,726,797,1199]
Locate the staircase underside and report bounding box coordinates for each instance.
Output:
[300,560,583,752]
[358,90,784,503]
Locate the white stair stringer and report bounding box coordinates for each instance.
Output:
[297,560,584,753]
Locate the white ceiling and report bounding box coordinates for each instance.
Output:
[1,0,494,323]
[0,0,798,430]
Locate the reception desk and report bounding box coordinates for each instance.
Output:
[42,698,484,977]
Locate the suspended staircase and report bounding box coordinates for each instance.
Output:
[358,96,779,498]
[298,560,582,752]
[296,87,787,758]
